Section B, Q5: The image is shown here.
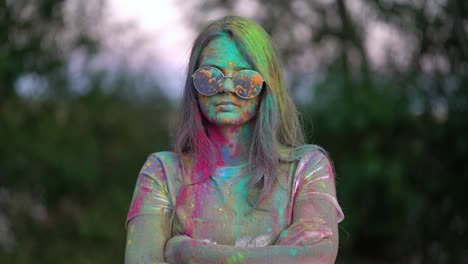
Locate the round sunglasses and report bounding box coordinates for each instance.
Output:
[192,66,264,99]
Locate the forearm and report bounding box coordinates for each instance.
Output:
[166,236,336,264]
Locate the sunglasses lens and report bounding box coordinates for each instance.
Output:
[193,67,223,96]
[233,70,264,99]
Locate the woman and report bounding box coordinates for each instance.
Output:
[125,16,344,263]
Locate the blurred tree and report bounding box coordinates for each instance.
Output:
[0,0,107,195]
[0,0,102,101]
[0,0,172,262]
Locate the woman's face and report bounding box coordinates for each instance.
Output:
[196,35,261,126]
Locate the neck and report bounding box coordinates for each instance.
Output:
[206,121,254,167]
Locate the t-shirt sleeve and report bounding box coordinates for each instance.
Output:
[293,150,344,223]
[126,153,173,225]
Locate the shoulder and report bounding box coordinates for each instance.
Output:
[149,151,180,165]
[298,145,333,169]
[143,151,182,166]
[276,144,334,188]
[284,144,335,186]
[289,145,344,222]
[139,151,181,180]
[279,144,331,164]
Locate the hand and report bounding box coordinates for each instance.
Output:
[235,234,273,247]
[275,220,332,246]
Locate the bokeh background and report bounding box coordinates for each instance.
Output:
[1,0,467,263]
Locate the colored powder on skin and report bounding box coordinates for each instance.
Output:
[193,156,213,181]
[290,248,298,257]
[198,35,261,130]
[210,126,250,166]
[229,127,244,159]
[197,29,300,148]
[226,252,245,264]
[210,128,229,144]
[191,114,222,181]
[219,148,232,162]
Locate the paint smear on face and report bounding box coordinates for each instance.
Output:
[197,35,261,127]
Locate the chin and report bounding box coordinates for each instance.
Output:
[201,110,257,127]
[213,118,246,126]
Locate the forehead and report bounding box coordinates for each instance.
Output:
[199,35,252,69]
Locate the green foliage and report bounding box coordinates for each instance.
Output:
[299,72,468,262]
[0,1,172,263]
[1,85,172,263]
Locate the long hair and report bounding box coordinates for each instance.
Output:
[172,16,304,208]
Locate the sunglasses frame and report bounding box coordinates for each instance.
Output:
[192,66,264,99]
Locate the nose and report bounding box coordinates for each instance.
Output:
[220,76,235,94]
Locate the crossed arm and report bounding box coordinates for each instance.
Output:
[165,197,338,264]
[125,199,339,264]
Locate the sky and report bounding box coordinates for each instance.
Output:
[109,0,195,98]
[106,0,414,100]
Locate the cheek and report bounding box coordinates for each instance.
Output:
[198,95,220,121]
[239,98,260,119]
[198,95,212,112]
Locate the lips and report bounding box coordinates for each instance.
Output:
[216,101,238,106]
